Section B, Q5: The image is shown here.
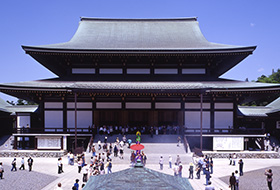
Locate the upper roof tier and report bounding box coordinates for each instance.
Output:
[22,17,256,53]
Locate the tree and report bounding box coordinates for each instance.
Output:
[257,69,280,83]
[242,69,280,106]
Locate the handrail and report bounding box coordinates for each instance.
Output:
[184,127,265,134]
[13,128,92,134]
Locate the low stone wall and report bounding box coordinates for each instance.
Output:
[203,152,280,159]
[0,151,66,158]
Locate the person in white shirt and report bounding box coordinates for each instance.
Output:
[168,155,172,169]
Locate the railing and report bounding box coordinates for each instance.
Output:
[13,128,93,134]
[184,127,265,135]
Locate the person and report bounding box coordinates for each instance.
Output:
[205,181,215,190]
[238,159,243,176]
[173,163,178,176]
[229,154,232,165]
[19,157,25,170]
[229,172,236,190]
[168,155,172,169]
[264,169,273,190]
[67,151,71,165]
[209,157,213,174]
[119,146,124,159]
[234,170,239,190]
[98,140,101,150]
[176,155,181,165]
[92,144,96,157]
[56,182,63,190]
[130,151,136,166]
[74,179,79,190]
[114,144,118,157]
[196,163,202,179]
[70,152,74,165]
[58,157,63,174]
[81,164,89,182]
[188,162,194,179]
[232,153,237,166]
[205,168,211,186]
[27,157,33,172]
[11,158,17,171]
[0,162,4,179]
[106,159,112,174]
[127,138,132,148]
[150,127,154,138]
[178,163,183,177]
[78,157,83,173]
[142,152,147,166]
[265,139,270,151]
[177,136,181,147]
[159,156,163,170]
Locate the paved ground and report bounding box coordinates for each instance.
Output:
[0,135,279,190]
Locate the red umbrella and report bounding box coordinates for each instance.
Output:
[130,144,145,150]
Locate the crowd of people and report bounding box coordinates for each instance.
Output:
[96,125,180,136]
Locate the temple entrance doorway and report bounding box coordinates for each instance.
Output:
[94,110,183,134]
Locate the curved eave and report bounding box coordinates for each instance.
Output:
[0,81,280,93]
[22,45,256,55]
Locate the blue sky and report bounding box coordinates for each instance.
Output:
[1,0,280,101]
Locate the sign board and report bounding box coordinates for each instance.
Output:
[213,136,244,151]
[37,137,61,149]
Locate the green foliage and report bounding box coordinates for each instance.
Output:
[257,69,280,83]
[243,69,280,106]
[6,99,38,106]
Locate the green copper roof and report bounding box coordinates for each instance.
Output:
[83,167,193,190]
[22,17,256,53]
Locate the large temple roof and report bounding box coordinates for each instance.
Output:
[0,80,280,92]
[22,17,255,53]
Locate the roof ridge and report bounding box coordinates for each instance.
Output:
[80,17,198,22]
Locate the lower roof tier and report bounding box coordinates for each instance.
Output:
[1,80,280,93]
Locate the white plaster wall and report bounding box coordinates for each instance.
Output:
[126,102,151,109]
[182,68,205,74]
[67,102,92,109]
[154,68,178,74]
[72,68,95,74]
[155,102,181,109]
[96,102,122,109]
[215,103,233,109]
[99,68,122,74]
[45,102,63,109]
[185,102,210,109]
[127,68,150,74]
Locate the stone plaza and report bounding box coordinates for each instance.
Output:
[0,135,279,190]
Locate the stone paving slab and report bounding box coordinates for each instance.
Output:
[0,163,58,190]
[220,166,280,190]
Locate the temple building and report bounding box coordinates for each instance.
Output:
[1,17,280,151]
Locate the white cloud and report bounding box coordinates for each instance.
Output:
[258,68,264,72]
[250,23,256,27]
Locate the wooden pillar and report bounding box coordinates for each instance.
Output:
[74,93,77,150]
[13,136,17,149]
[200,93,203,150]
[210,98,215,132]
